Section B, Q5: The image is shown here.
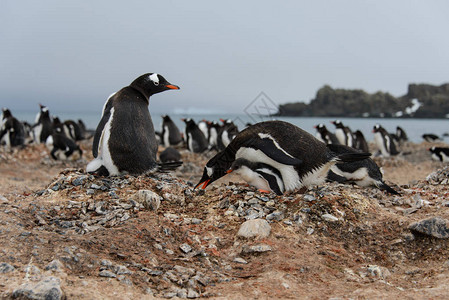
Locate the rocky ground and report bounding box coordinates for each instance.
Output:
[2,140,449,299]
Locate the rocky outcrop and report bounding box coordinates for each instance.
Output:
[277,83,449,118]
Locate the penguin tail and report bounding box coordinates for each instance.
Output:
[335,152,371,163]
[157,161,183,172]
[377,181,400,195]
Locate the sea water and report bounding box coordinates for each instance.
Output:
[11,110,449,144]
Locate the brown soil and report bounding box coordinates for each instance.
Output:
[1,140,449,299]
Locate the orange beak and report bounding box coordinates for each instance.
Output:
[201,179,210,189]
[226,169,233,174]
[166,84,180,90]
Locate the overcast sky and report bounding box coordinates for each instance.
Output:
[1,0,449,116]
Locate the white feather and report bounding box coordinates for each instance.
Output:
[163,126,170,147]
[335,128,346,145]
[374,132,390,157]
[234,166,271,192]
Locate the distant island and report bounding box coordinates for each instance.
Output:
[275,83,449,118]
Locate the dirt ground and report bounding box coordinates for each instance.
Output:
[1,139,449,299]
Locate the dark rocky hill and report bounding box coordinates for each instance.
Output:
[277,83,449,118]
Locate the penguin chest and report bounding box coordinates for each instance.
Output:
[163,126,170,147]
[234,166,271,192]
[441,152,449,162]
[335,129,346,145]
[374,133,390,157]
[235,147,301,191]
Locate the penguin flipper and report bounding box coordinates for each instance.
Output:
[92,98,113,158]
[244,137,302,166]
[326,170,349,183]
[378,181,400,195]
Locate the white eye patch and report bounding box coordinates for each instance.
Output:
[149,73,159,85]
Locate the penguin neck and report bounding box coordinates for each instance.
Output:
[130,85,151,104]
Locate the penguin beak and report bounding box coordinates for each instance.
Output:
[194,179,211,190]
[226,169,233,174]
[165,84,180,90]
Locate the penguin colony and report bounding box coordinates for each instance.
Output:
[3,74,449,196]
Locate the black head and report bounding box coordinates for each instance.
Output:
[2,108,12,119]
[373,124,383,133]
[130,73,180,99]
[194,150,235,190]
[314,123,327,132]
[181,118,196,128]
[331,120,344,128]
[162,115,173,122]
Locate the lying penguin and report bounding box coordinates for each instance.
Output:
[195,120,371,195]
[86,73,181,176]
[429,146,449,162]
[46,133,83,161]
[326,144,399,195]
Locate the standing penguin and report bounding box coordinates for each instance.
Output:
[0,108,25,148]
[32,104,53,144]
[195,120,371,194]
[206,121,221,149]
[314,123,340,145]
[86,73,180,176]
[331,120,354,147]
[353,130,370,153]
[161,115,183,147]
[396,126,408,142]
[182,118,208,153]
[373,124,399,157]
[217,119,239,150]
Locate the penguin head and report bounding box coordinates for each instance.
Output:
[1,108,11,119]
[181,118,196,127]
[331,120,343,128]
[162,115,172,122]
[130,73,180,98]
[194,150,235,190]
[373,124,382,133]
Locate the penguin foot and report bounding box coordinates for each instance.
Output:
[258,189,271,194]
[87,165,110,177]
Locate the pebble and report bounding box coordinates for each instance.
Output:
[0,195,9,203]
[191,218,202,224]
[135,190,162,211]
[99,270,117,278]
[187,288,200,298]
[303,194,316,202]
[0,262,15,273]
[86,189,95,195]
[45,259,64,272]
[233,257,248,264]
[266,211,284,221]
[237,219,271,239]
[115,265,132,275]
[180,243,192,253]
[241,244,272,254]
[12,276,64,300]
[322,214,339,222]
[409,217,449,238]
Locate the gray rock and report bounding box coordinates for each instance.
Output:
[90,183,102,189]
[99,270,116,278]
[218,198,229,209]
[237,219,271,239]
[303,194,316,202]
[135,190,161,211]
[241,244,272,254]
[409,217,449,238]
[45,259,64,272]
[233,257,247,264]
[179,244,192,253]
[0,262,15,273]
[115,265,132,275]
[187,288,200,298]
[86,189,95,195]
[266,211,284,221]
[12,276,64,300]
[191,218,202,225]
[100,259,113,267]
[177,288,187,298]
[0,195,9,203]
[322,213,339,222]
[72,176,86,186]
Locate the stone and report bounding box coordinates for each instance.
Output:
[303,194,316,202]
[241,244,272,254]
[115,265,132,275]
[45,259,64,272]
[237,219,271,239]
[180,244,192,253]
[409,217,449,238]
[191,218,202,225]
[233,257,247,264]
[322,214,339,222]
[135,190,162,211]
[266,211,284,221]
[12,276,64,300]
[187,288,200,298]
[99,270,116,278]
[0,195,8,203]
[0,262,15,273]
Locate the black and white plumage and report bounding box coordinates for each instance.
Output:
[86,73,180,176]
[373,124,399,157]
[33,104,53,144]
[0,108,25,148]
[195,121,371,194]
[229,158,284,195]
[314,123,340,145]
[161,115,183,147]
[217,119,239,151]
[198,120,209,141]
[46,133,82,161]
[182,118,208,153]
[396,126,408,142]
[422,134,441,143]
[331,120,354,147]
[159,146,182,163]
[353,130,370,153]
[206,121,221,149]
[429,147,449,162]
[326,144,399,195]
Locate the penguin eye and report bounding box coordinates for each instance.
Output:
[153,81,159,86]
